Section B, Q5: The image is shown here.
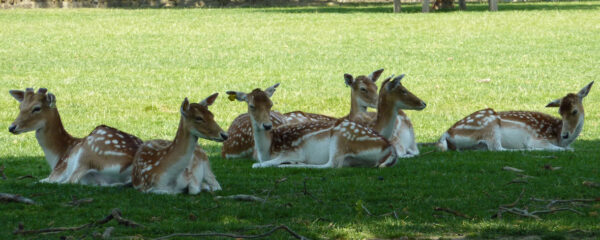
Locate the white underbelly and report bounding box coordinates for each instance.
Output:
[301,137,331,165]
[500,127,534,149]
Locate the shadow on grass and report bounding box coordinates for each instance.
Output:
[254,1,600,14]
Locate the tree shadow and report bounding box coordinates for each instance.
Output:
[254,1,600,14]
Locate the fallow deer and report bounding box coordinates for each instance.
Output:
[437,81,594,151]
[221,69,384,159]
[8,88,143,186]
[132,94,227,194]
[226,75,426,168]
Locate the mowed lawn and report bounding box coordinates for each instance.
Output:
[1,2,599,239]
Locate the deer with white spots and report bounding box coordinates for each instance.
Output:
[132,94,227,194]
[437,81,594,151]
[226,74,426,168]
[8,88,143,186]
[222,69,420,159]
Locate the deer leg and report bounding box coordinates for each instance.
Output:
[202,161,221,191]
[252,153,303,168]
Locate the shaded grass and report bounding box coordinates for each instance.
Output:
[1,2,599,239]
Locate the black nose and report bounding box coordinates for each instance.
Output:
[8,125,16,133]
[220,132,229,141]
[562,133,569,139]
[263,123,272,131]
[422,101,427,107]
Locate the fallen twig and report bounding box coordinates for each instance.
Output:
[214,194,265,203]
[434,207,470,219]
[64,196,94,207]
[543,164,561,171]
[263,177,287,204]
[582,181,600,188]
[502,166,524,173]
[506,178,528,185]
[152,224,309,240]
[303,178,322,203]
[0,193,35,204]
[16,175,37,180]
[0,165,6,180]
[530,197,599,208]
[102,227,114,239]
[13,208,142,235]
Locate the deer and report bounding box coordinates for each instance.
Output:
[131,94,228,194]
[226,74,426,168]
[8,88,143,186]
[222,69,420,159]
[437,81,594,151]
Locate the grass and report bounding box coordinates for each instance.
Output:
[1,2,599,239]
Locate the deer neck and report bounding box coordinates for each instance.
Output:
[348,92,367,120]
[372,96,398,140]
[164,117,199,175]
[35,109,78,169]
[250,120,272,162]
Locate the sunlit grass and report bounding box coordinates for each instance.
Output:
[1,2,599,239]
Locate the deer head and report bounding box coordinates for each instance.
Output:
[545,81,593,144]
[180,93,228,142]
[380,74,427,110]
[344,68,382,109]
[227,83,279,131]
[9,88,57,134]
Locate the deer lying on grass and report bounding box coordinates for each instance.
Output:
[8,88,143,186]
[132,94,227,194]
[226,75,426,168]
[222,69,421,159]
[343,72,421,158]
[220,70,382,160]
[437,81,594,151]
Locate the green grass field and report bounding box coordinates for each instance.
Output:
[1,2,599,239]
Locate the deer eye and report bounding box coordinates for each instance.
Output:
[360,87,367,93]
[32,106,41,113]
[249,105,256,110]
[572,110,578,115]
[195,117,204,122]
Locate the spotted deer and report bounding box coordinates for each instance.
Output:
[8,88,143,186]
[226,75,425,168]
[437,81,594,151]
[221,69,384,159]
[132,94,227,194]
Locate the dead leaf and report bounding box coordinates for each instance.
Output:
[477,78,491,83]
[502,166,524,173]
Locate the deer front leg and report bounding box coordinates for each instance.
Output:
[252,152,303,168]
[201,161,221,191]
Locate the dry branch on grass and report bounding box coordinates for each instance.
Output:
[16,175,37,180]
[360,203,400,219]
[13,208,142,235]
[502,166,524,173]
[64,196,94,207]
[214,194,265,202]
[0,165,6,180]
[0,193,35,204]
[582,181,600,188]
[303,177,322,203]
[492,189,596,220]
[434,207,470,219]
[152,224,309,240]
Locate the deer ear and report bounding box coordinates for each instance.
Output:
[37,88,48,94]
[265,83,280,97]
[386,74,405,91]
[199,93,218,107]
[577,81,594,99]
[46,93,56,108]
[344,74,354,87]
[368,69,384,82]
[180,98,190,116]
[226,91,247,102]
[9,90,25,102]
[545,99,561,108]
